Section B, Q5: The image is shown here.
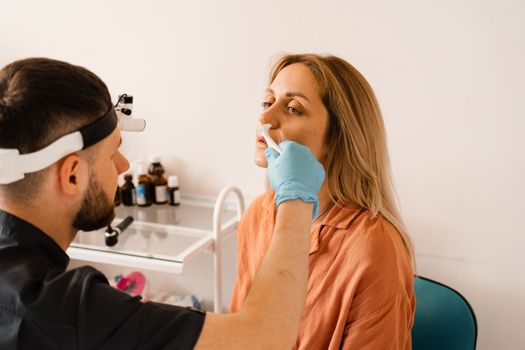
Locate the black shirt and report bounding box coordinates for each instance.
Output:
[0,209,205,350]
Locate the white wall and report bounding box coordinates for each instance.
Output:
[1,0,524,348]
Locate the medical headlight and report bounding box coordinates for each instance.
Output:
[0,106,146,185]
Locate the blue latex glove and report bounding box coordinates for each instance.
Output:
[265,140,326,218]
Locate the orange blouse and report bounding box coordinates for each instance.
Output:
[230,192,415,349]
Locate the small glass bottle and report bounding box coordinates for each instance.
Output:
[148,155,168,205]
[167,175,181,206]
[121,174,136,206]
[136,164,153,207]
[114,185,121,206]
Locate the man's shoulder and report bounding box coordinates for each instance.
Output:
[63,264,109,288]
[0,254,108,322]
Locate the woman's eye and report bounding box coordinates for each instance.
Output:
[262,101,272,109]
[287,106,301,115]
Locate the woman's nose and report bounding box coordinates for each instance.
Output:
[259,106,281,128]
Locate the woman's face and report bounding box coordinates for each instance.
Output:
[255,63,329,168]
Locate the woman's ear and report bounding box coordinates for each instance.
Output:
[57,154,86,197]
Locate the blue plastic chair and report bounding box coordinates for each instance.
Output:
[412,276,478,350]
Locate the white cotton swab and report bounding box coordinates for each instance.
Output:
[258,123,282,154]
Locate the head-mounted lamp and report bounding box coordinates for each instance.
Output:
[0,102,145,185]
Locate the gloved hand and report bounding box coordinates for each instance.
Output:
[265,140,326,218]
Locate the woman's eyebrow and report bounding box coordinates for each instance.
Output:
[266,88,311,103]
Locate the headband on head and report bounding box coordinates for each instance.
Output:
[0,107,145,185]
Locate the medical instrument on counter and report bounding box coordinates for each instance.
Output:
[258,123,282,154]
[0,93,146,185]
[105,216,134,247]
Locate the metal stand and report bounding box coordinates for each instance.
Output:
[212,186,245,313]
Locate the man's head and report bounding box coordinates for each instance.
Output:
[0,58,129,235]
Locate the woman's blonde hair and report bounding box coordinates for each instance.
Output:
[269,54,414,260]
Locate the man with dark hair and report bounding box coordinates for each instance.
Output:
[0,58,325,349]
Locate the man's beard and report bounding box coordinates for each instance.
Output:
[73,176,115,232]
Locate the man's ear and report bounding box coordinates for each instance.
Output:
[57,154,86,196]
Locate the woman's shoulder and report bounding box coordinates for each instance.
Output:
[355,211,403,249]
[328,205,412,276]
[332,206,403,252]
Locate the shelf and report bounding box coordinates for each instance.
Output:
[68,186,246,312]
[68,197,239,274]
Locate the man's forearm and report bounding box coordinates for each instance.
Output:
[195,200,312,350]
[238,199,312,347]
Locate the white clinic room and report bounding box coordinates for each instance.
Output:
[0,0,523,349]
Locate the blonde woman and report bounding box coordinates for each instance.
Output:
[230,54,415,349]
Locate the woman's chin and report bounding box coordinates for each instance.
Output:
[254,153,268,168]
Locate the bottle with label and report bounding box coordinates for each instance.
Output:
[121,174,136,206]
[167,175,181,206]
[148,155,168,205]
[136,164,154,207]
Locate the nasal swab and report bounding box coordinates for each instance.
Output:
[258,124,282,154]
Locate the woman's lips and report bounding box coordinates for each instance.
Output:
[256,135,267,148]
